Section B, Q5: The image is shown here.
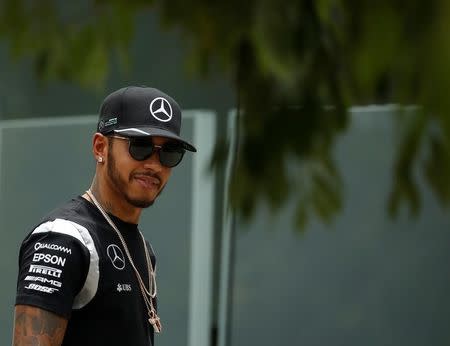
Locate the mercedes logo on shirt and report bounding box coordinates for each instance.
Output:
[149,97,173,122]
[107,244,126,270]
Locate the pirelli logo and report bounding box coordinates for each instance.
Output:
[29,264,62,278]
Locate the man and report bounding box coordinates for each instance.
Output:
[12,86,196,346]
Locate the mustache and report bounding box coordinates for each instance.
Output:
[130,171,162,185]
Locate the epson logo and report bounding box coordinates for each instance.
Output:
[25,275,62,288]
[29,265,62,278]
[32,253,66,267]
[24,283,59,294]
[34,242,72,255]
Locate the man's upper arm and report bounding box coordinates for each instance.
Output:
[13,305,68,346]
[15,219,93,317]
[13,219,94,345]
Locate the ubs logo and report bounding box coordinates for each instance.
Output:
[107,244,126,270]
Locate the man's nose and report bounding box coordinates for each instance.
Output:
[142,149,163,171]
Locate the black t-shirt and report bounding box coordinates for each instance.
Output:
[16,196,157,346]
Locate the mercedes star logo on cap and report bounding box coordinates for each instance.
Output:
[149,97,173,122]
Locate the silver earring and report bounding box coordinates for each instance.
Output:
[98,157,103,163]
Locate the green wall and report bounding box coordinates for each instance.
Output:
[226,108,450,346]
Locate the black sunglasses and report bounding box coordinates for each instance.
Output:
[109,135,185,168]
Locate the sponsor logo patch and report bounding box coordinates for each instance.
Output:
[104,117,117,127]
[24,283,59,294]
[29,264,62,278]
[117,283,132,292]
[107,244,126,270]
[34,242,72,254]
[25,275,62,288]
[32,253,66,267]
[149,97,173,122]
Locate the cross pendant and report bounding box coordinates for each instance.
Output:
[149,315,162,333]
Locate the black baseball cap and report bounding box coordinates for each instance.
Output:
[97,86,196,152]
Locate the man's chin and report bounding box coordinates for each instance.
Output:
[126,185,165,209]
[127,197,155,209]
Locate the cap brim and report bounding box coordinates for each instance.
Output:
[113,127,197,152]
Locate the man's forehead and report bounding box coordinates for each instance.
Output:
[147,136,183,146]
[150,136,171,145]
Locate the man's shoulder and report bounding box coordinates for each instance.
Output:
[43,196,91,224]
[22,196,99,245]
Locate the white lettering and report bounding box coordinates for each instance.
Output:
[32,253,66,267]
[34,242,72,254]
[24,283,59,294]
[117,283,132,292]
[24,275,62,288]
[29,265,62,278]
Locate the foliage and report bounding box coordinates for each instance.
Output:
[0,0,148,88]
[1,0,450,230]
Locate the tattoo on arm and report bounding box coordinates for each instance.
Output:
[13,305,68,346]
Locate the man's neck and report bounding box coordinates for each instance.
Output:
[84,177,142,224]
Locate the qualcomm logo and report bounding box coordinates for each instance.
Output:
[34,242,72,255]
[149,97,172,122]
[107,244,126,270]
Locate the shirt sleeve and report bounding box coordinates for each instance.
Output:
[15,219,92,318]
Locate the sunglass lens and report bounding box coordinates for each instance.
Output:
[128,138,185,167]
[128,138,154,161]
[160,145,185,168]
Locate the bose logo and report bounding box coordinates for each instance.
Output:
[34,242,72,254]
[32,253,66,267]
[24,283,59,294]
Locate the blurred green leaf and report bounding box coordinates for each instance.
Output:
[1,0,450,231]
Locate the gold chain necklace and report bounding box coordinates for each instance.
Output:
[86,189,162,333]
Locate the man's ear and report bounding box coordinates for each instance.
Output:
[92,133,108,163]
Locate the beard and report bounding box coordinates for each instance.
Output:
[107,150,162,208]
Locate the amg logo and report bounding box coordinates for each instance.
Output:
[25,275,62,288]
[32,253,66,267]
[34,242,72,254]
[24,283,59,294]
[29,265,62,278]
